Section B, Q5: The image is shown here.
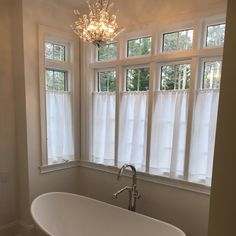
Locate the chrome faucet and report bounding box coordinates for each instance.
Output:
[113,164,140,212]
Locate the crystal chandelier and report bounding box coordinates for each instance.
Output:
[71,0,124,48]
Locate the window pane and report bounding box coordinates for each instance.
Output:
[45,69,67,92]
[163,29,193,52]
[45,42,66,61]
[203,61,222,89]
[161,64,191,90]
[206,24,225,48]
[54,44,65,61]
[126,68,150,91]
[45,42,53,59]
[45,69,54,90]
[127,37,152,57]
[98,71,116,92]
[98,43,117,61]
[54,71,66,91]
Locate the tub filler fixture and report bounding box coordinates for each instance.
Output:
[113,164,140,211]
[31,192,186,236]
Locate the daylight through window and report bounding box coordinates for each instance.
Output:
[89,17,225,186]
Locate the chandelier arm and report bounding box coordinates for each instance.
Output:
[105,0,110,11]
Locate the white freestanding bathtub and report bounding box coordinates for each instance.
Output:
[31,192,186,236]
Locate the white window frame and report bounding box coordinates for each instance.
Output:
[202,15,226,49]
[38,25,79,172]
[199,57,223,90]
[81,15,226,194]
[157,21,199,55]
[95,68,117,93]
[123,64,150,92]
[96,42,119,63]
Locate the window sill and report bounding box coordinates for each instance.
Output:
[39,160,80,174]
[79,161,211,195]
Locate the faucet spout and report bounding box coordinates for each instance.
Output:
[117,164,137,186]
[114,164,140,212]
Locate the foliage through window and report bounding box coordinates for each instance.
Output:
[127,37,152,57]
[45,42,66,61]
[161,64,191,90]
[97,43,117,61]
[45,69,68,92]
[206,23,225,48]
[163,29,193,52]
[97,70,116,92]
[203,61,222,89]
[126,67,150,91]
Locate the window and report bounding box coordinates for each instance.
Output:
[97,70,116,92]
[206,23,225,48]
[126,67,150,91]
[160,64,191,90]
[127,37,152,57]
[163,29,193,52]
[203,61,222,89]
[45,42,66,61]
[39,32,75,166]
[118,66,150,171]
[87,17,225,187]
[92,70,116,165]
[97,43,117,61]
[45,69,68,91]
[189,59,222,185]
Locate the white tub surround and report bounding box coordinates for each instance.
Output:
[31,192,185,236]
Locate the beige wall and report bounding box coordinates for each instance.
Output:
[78,1,227,236]
[21,0,81,223]
[208,0,236,235]
[0,0,18,228]
[12,0,31,227]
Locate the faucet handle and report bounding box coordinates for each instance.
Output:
[113,186,132,198]
[132,189,141,199]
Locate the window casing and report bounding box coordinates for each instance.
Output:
[86,16,225,187]
[39,27,75,167]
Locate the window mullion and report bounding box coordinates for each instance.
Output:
[145,62,155,173]
[114,65,122,167]
[183,58,198,180]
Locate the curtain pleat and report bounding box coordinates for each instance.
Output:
[118,92,148,171]
[92,93,116,165]
[46,92,74,164]
[150,91,189,178]
[189,90,219,185]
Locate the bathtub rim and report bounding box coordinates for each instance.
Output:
[31,192,186,236]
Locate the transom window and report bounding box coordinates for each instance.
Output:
[206,23,225,48]
[126,67,150,91]
[45,42,66,61]
[97,70,116,92]
[97,43,117,61]
[127,36,152,57]
[163,29,193,52]
[160,64,191,90]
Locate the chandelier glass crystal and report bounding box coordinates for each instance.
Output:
[71,0,124,48]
